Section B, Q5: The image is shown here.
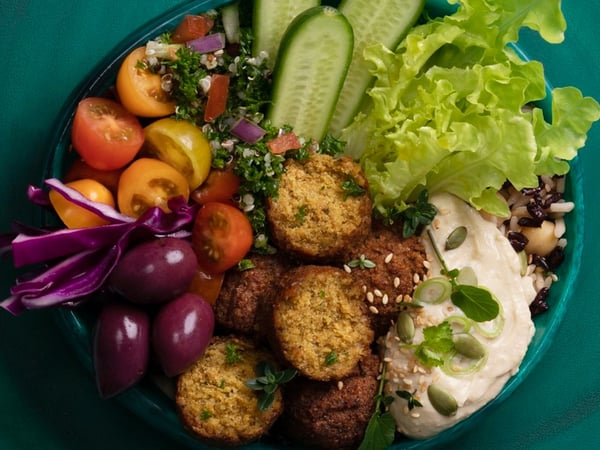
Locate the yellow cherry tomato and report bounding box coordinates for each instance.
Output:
[49,179,115,229]
[142,118,213,190]
[116,46,176,118]
[117,158,190,218]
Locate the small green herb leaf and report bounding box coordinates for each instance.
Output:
[395,390,423,410]
[225,342,241,364]
[399,190,438,237]
[347,254,376,269]
[450,285,500,322]
[341,177,366,199]
[295,205,308,223]
[414,322,454,367]
[245,362,297,410]
[358,411,396,450]
[324,351,339,366]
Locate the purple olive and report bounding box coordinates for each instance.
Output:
[152,293,215,377]
[109,237,197,304]
[93,302,150,398]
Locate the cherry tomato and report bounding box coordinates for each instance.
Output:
[171,14,215,43]
[49,179,115,229]
[117,158,190,218]
[191,168,240,205]
[71,97,144,171]
[63,158,122,197]
[143,118,212,190]
[186,267,224,305]
[116,46,176,118]
[192,202,253,274]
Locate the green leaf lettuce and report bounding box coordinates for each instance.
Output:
[342,0,600,217]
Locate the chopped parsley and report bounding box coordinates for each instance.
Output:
[324,351,339,366]
[246,362,297,411]
[341,176,366,199]
[347,254,376,269]
[200,409,213,420]
[395,390,423,411]
[225,342,242,364]
[295,205,308,223]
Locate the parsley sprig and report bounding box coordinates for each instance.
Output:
[246,362,297,411]
[381,189,438,237]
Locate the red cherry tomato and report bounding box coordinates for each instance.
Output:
[192,202,253,274]
[191,168,240,205]
[171,14,215,43]
[71,97,144,170]
[63,158,122,197]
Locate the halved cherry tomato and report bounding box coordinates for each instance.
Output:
[117,158,190,218]
[143,118,212,190]
[191,168,240,205]
[116,46,176,118]
[63,158,122,197]
[192,202,253,274]
[71,97,144,171]
[204,74,230,123]
[171,14,215,43]
[186,267,224,305]
[49,179,115,229]
[267,132,302,154]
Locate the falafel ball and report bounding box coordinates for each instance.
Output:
[266,152,372,262]
[176,335,283,447]
[214,252,295,338]
[278,354,381,450]
[267,265,374,381]
[342,224,428,337]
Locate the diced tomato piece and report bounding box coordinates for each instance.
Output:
[204,74,230,123]
[267,132,302,154]
[171,14,215,43]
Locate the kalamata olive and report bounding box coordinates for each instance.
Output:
[109,237,197,304]
[152,293,215,377]
[93,302,150,398]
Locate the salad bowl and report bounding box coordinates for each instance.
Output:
[0,1,598,449]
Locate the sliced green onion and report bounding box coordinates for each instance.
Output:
[456,266,478,286]
[442,349,488,376]
[413,277,452,304]
[445,315,473,333]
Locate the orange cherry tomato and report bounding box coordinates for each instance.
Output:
[116,46,176,118]
[186,267,224,305]
[71,97,144,171]
[49,179,115,229]
[192,202,253,274]
[191,168,240,205]
[204,74,230,123]
[171,14,215,43]
[63,158,122,197]
[117,158,190,218]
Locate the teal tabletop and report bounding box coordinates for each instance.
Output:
[1,1,599,449]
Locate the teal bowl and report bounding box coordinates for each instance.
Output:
[47,0,584,449]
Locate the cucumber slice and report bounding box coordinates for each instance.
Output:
[329,0,425,135]
[267,6,354,142]
[252,0,319,66]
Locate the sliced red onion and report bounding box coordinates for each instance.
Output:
[27,185,50,206]
[186,32,226,54]
[44,178,134,224]
[230,118,266,144]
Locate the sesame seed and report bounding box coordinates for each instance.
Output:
[395,295,403,304]
[403,294,412,303]
[413,273,421,284]
[369,305,379,314]
[343,264,351,273]
[374,289,383,297]
[382,294,389,305]
[337,381,344,390]
[423,260,431,269]
[366,292,374,303]
[403,378,413,386]
[393,277,400,288]
[362,285,367,293]
[383,356,393,363]
[411,412,421,418]
[384,253,394,263]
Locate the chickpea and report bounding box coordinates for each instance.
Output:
[521,220,558,256]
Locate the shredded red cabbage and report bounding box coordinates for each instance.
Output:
[1,182,197,315]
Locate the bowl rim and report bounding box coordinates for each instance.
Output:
[48,0,585,449]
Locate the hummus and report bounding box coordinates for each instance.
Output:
[384,193,536,439]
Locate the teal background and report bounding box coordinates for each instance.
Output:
[1,1,598,449]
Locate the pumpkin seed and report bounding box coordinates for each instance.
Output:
[445,226,467,250]
[453,333,486,360]
[396,311,415,343]
[427,384,458,416]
